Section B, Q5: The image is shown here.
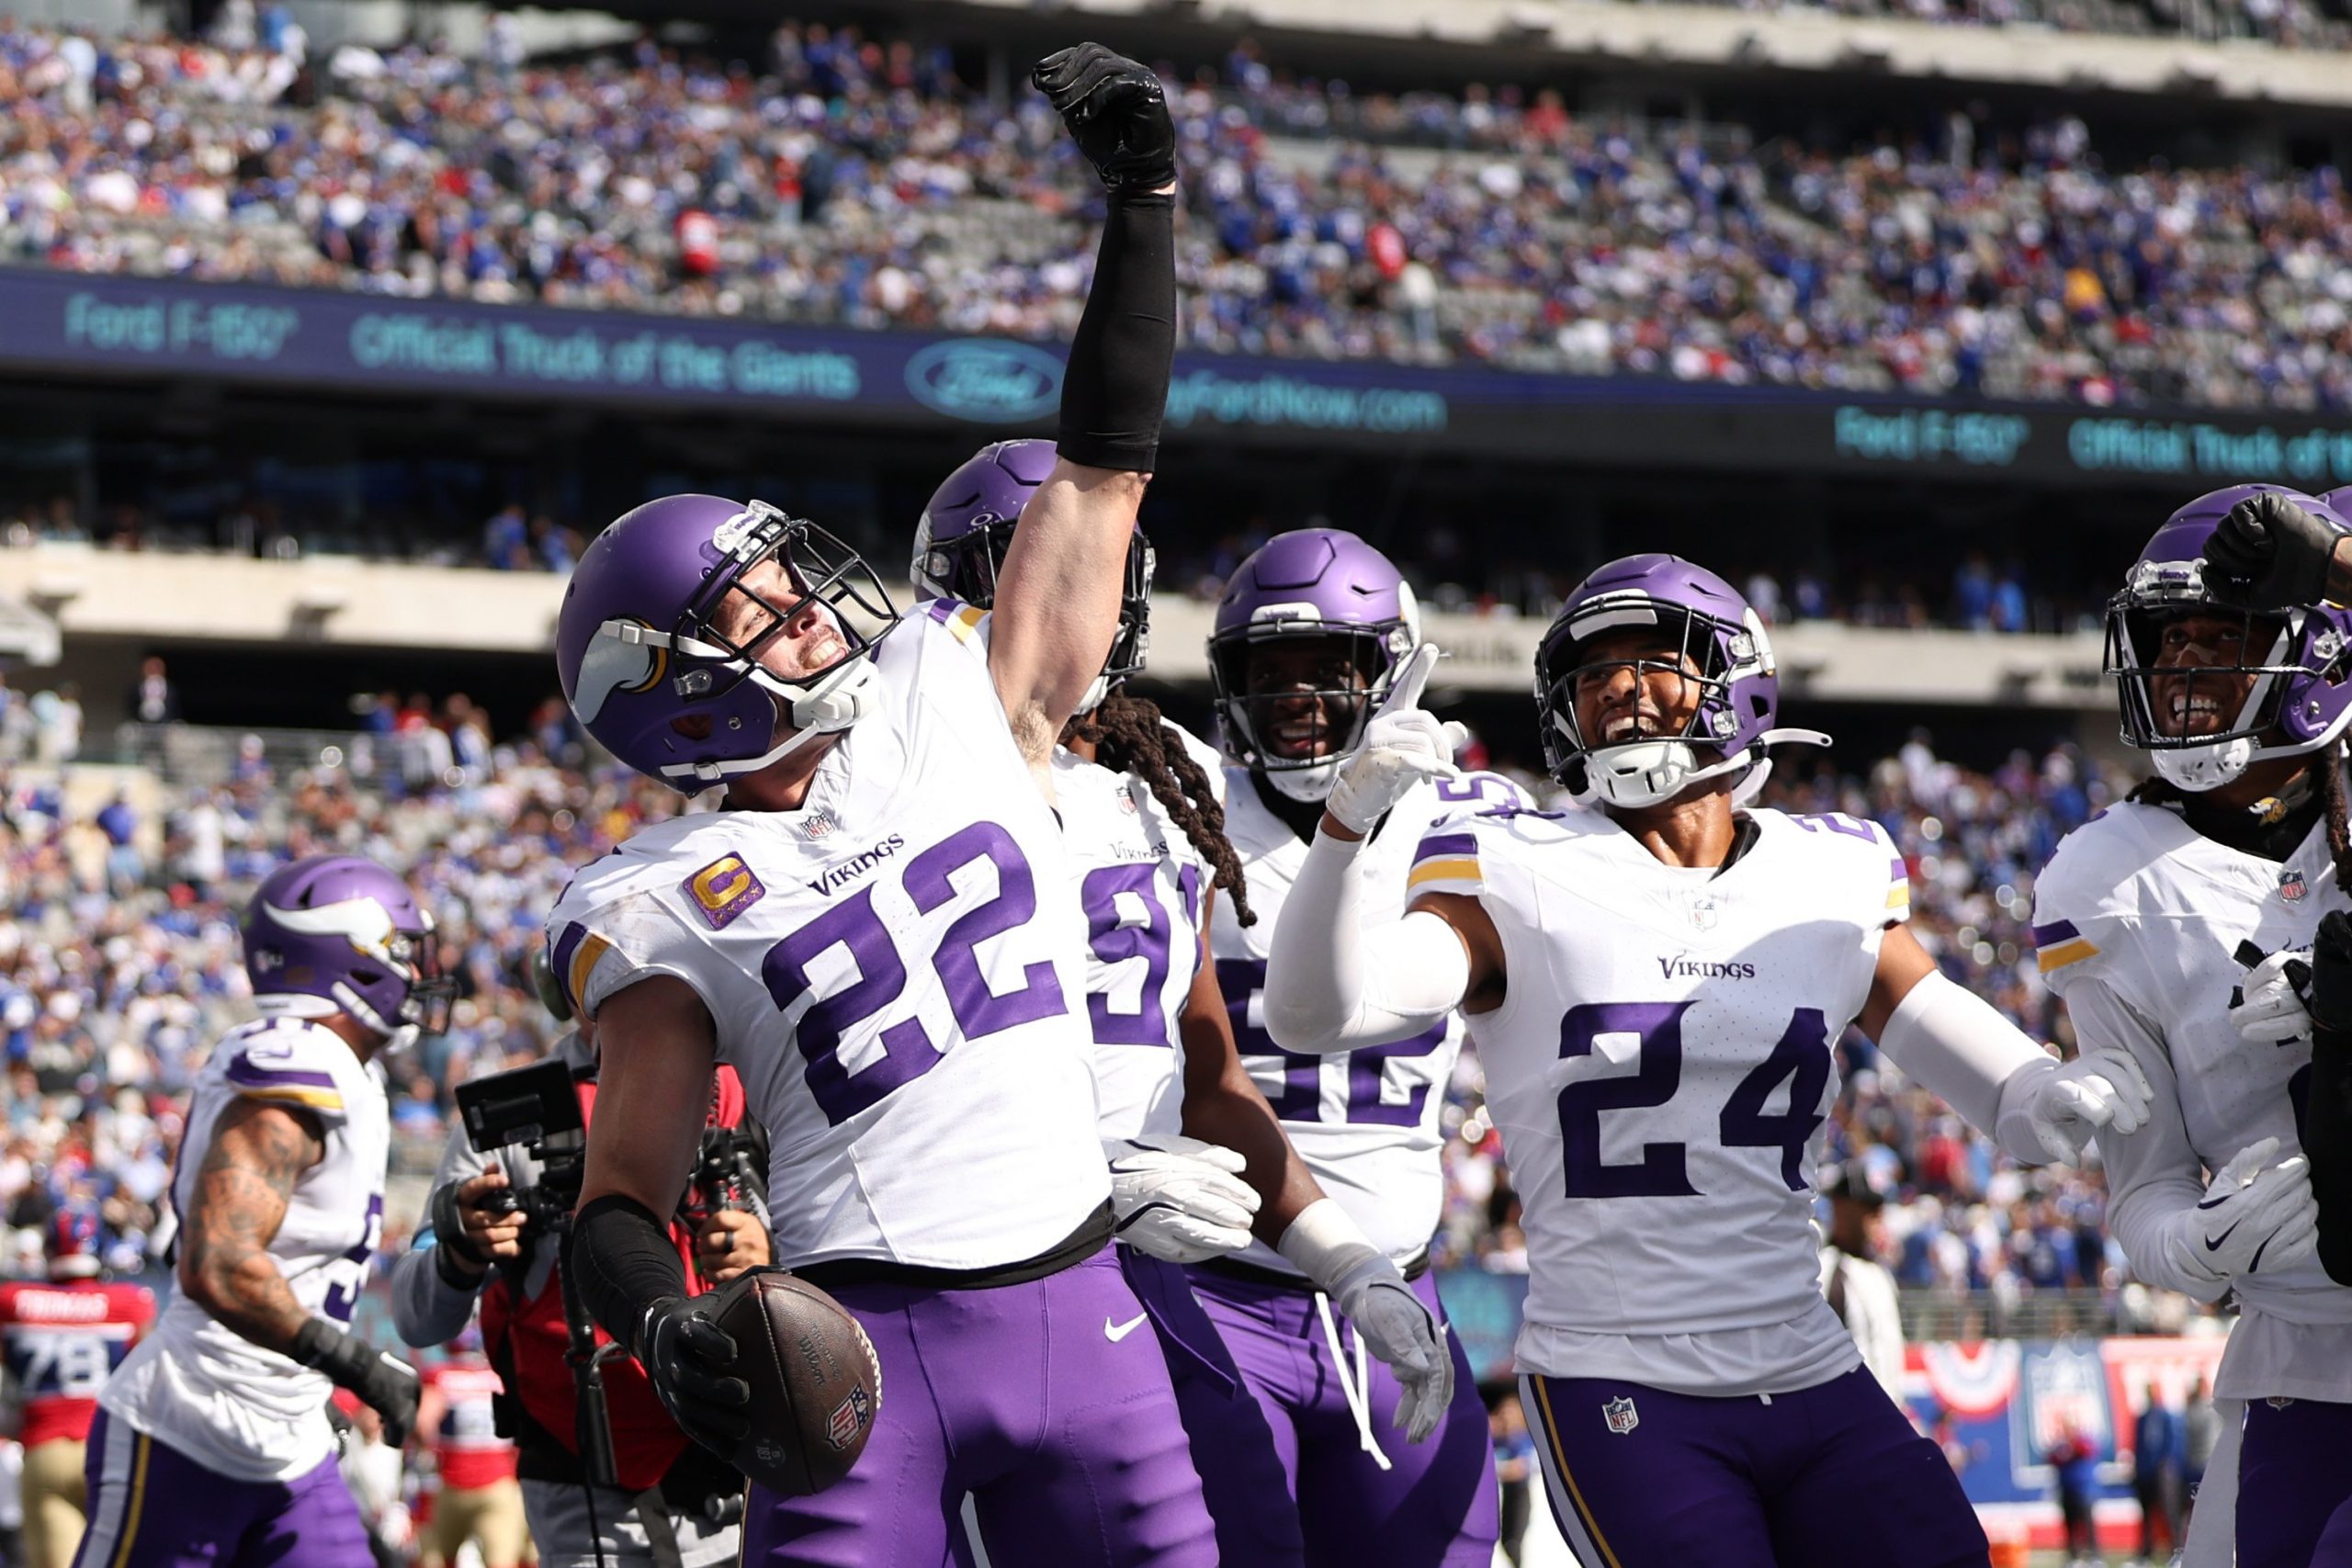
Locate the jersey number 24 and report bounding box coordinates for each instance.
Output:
[1556,1001,1833,1198]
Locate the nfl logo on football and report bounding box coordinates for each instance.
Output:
[1603,1396,1639,1436]
[2281,867,2308,902]
[827,1385,872,1450]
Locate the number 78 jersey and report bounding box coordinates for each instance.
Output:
[1419,806,1909,1394]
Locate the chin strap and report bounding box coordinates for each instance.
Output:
[1577,728,1833,810]
[656,660,881,784]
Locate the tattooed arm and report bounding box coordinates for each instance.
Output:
[177,1096,325,1355]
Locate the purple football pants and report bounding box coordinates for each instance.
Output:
[743,1247,1216,1568]
[2239,1396,2352,1568]
[1187,1267,1499,1568]
[1521,1366,1988,1568]
[1117,1249,1306,1567]
[70,1407,372,1568]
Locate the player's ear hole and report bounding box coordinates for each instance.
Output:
[672,715,715,740]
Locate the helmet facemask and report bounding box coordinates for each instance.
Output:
[2105,555,2323,792]
[577,502,903,787]
[1212,623,1405,802]
[912,515,1156,714]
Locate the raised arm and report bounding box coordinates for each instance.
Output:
[989,46,1177,771]
[1262,646,1497,1051]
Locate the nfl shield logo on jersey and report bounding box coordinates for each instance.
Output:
[1690,895,1719,931]
[1602,1395,1639,1435]
[2280,867,2308,902]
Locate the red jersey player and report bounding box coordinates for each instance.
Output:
[0,1210,154,1568]
[413,1328,527,1568]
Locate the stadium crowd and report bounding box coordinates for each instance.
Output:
[2,17,2350,411]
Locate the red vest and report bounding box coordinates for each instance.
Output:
[479,1067,747,1494]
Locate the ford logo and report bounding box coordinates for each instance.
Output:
[905,339,1064,423]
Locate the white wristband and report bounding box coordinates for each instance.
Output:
[1276,1198,1385,1293]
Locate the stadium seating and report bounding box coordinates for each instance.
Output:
[4,17,2349,412]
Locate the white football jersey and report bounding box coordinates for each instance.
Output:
[103,1017,389,1481]
[1053,744,1208,1141]
[548,601,1109,1272]
[1211,766,1531,1274]
[2034,800,2352,1401]
[1417,806,1908,1395]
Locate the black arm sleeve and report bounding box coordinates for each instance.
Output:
[570,1194,689,1353]
[2307,1024,2352,1285]
[1057,191,1175,473]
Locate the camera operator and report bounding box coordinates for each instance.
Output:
[391,960,770,1568]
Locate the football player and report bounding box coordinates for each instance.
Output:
[2041,484,2352,1568]
[1261,555,2149,1568]
[911,445,1451,1565]
[77,856,443,1568]
[0,1209,155,1568]
[556,46,1225,1567]
[1197,529,1524,1567]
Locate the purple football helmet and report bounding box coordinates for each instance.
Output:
[2106,482,2352,792]
[557,494,901,792]
[243,855,453,1041]
[1536,554,1814,808]
[1208,529,1420,802]
[909,439,1155,712]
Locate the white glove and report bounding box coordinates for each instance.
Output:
[2163,1136,2320,1290]
[2023,1046,2154,1162]
[2233,946,2315,1043]
[1325,644,1466,836]
[1104,1135,1261,1263]
[1332,1254,1453,1443]
[1278,1198,1453,1443]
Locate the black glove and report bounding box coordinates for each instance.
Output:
[636,1294,751,1452]
[2203,493,2344,611]
[291,1319,421,1447]
[2309,909,2352,1035]
[1033,43,1175,195]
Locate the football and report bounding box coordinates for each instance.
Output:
[706,1269,882,1496]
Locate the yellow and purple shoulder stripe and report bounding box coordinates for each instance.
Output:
[2032,919,2100,975]
[1885,855,1912,915]
[548,920,614,1020]
[224,1051,344,1113]
[923,595,989,648]
[1408,831,1483,897]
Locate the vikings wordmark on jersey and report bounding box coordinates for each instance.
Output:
[548,600,1111,1272]
[1422,804,1909,1396]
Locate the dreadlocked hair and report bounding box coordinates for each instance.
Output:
[1062,693,1258,927]
[2125,773,2183,808]
[2327,739,2352,895]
